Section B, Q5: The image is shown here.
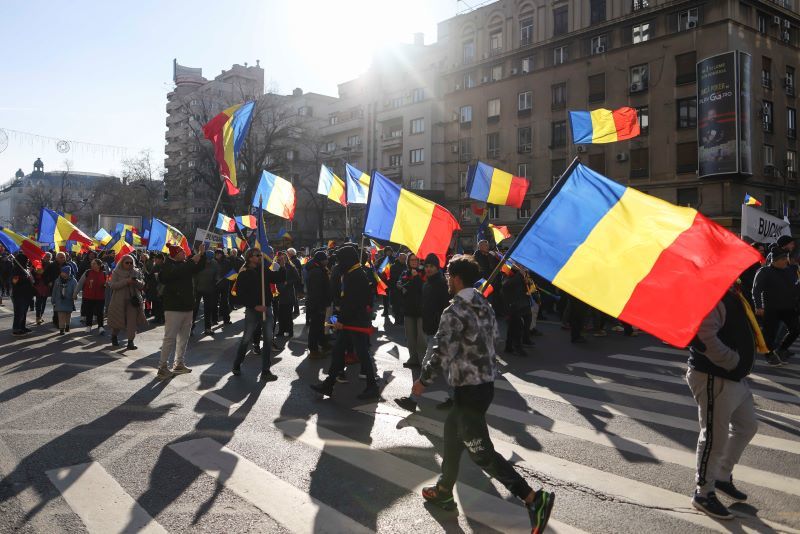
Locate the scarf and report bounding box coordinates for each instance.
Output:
[734,290,769,354]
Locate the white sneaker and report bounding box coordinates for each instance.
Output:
[98,328,105,335]
[86,326,92,333]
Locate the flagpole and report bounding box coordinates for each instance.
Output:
[259,195,266,323]
[204,182,227,236]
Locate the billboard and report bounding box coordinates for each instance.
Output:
[97,214,142,234]
[697,51,752,178]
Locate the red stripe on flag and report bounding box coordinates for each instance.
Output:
[612,107,641,141]
[506,176,529,208]
[224,177,240,195]
[416,204,461,267]
[618,213,763,347]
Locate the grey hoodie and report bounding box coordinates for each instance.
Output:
[420,287,499,387]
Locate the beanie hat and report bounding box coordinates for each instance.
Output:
[313,250,328,263]
[777,235,795,248]
[423,253,440,268]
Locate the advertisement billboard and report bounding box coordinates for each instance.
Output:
[97,214,142,234]
[697,51,752,178]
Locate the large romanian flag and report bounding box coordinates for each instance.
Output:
[0,226,46,260]
[318,165,347,207]
[467,161,529,208]
[253,170,296,220]
[38,208,93,246]
[202,101,256,188]
[569,107,640,144]
[345,163,371,204]
[364,171,460,264]
[147,218,191,255]
[506,162,762,347]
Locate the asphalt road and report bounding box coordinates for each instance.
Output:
[0,298,799,533]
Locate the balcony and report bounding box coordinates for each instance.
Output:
[382,165,402,179]
[381,132,403,148]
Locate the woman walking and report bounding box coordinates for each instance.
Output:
[107,254,146,349]
[11,253,35,336]
[398,253,427,368]
[276,251,299,338]
[75,258,108,335]
[51,266,77,335]
[33,253,51,324]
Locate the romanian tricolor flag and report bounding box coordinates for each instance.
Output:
[202,101,256,188]
[318,165,347,207]
[500,261,513,276]
[364,171,460,265]
[467,162,529,209]
[38,208,93,246]
[489,224,512,243]
[506,162,762,347]
[235,215,257,229]
[253,170,296,220]
[115,223,142,246]
[377,256,391,278]
[224,268,239,281]
[345,163,370,204]
[148,218,190,256]
[569,107,640,144]
[221,233,247,251]
[475,278,494,298]
[373,271,388,296]
[104,232,135,263]
[95,228,113,247]
[0,226,46,260]
[216,214,237,232]
[253,206,274,260]
[744,194,762,207]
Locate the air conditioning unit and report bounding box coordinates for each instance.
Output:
[785,20,792,29]
[784,31,791,42]
[630,82,641,92]
[687,19,697,29]
[481,76,490,83]
[455,83,462,90]
[511,67,519,75]
[451,144,459,153]
[451,112,459,121]
[595,45,606,54]
[616,153,629,162]
[576,145,587,153]
[774,16,782,25]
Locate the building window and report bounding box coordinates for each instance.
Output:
[553,46,568,65]
[389,154,402,167]
[459,137,473,161]
[188,160,196,168]
[789,108,797,138]
[488,98,501,119]
[632,22,650,43]
[630,64,649,92]
[325,141,336,153]
[554,6,568,36]
[490,30,503,55]
[551,121,567,148]
[463,40,475,64]
[298,106,312,117]
[591,0,606,24]
[464,71,476,89]
[763,144,774,168]
[488,205,500,219]
[459,171,468,192]
[588,73,605,103]
[517,199,532,219]
[678,8,699,31]
[329,115,339,125]
[409,148,424,164]
[487,132,500,159]
[412,88,425,103]
[551,158,566,184]
[588,152,606,174]
[518,91,532,111]
[410,117,424,134]
[521,57,533,73]
[520,17,533,45]
[675,51,697,84]
[590,35,608,55]
[518,163,529,178]
[551,82,567,110]
[633,0,649,10]
[286,150,296,161]
[788,150,797,179]
[762,57,772,88]
[763,100,774,132]
[676,142,698,174]
[636,106,649,135]
[460,105,473,124]
[677,98,697,128]
[757,13,768,35]
[765,194,774,212]
[390,97,403,109]
[787,66,796,95]
[676,187,699,207]
[347,135,361,147]
[630,147,649,178]
[518,127,532,153]
[491,65,503,81]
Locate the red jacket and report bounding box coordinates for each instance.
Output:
[81,270,107,301]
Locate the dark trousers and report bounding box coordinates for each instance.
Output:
[324,330,375,387]
[34,295,47,318]
[84,299,105,328]
[307,308,326,351]
[193,292,218,331]
[382,295,391,317]
[439,382,532,500]
[505,309,524,350]
[763,308,800,351]
[152,298,164,322]
[12,294,32,331]
[234,307,273,372]
[278,304,294,336]
[569,297,588,341]
[216,282,230,322]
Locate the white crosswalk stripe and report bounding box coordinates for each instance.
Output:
[46,462,167,534]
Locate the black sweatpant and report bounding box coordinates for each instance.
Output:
[84,299,105,328]
[439,382,533,500]
[306,308,326,351]
[192,292,218,331]
[763,308,800,351]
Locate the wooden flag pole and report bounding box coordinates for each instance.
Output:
[204,181,227,236]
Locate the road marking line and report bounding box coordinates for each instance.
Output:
[568,360,800,404]
[493,373,800,455]
[170,438,373,534]
[274,418,585,534]
[46,461,167,534]
[355,402,796,534]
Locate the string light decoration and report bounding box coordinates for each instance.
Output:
[0,127,136,159]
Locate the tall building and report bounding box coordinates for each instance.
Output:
[437,0,800,246]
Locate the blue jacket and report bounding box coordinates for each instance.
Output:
[51,276,77,312]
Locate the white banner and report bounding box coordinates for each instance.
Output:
[741,204,791,243]
[194,228,222,248]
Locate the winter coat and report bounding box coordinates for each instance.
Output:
[159,256,206,311]
[278,263,299,308]
[107,266,146,331]
[51,276,77,312]
[193,259,220,295]
[501,270,529,313]
[75,269,107,301]
[474,251,499,279]
[339,262,372,328]
[290,256,304,292]
[398,267,424,317]
[305,261,331,312]
[422,270,450,335]
[235,263,286,309]
[752,264,800,311]
[11,261,35,300]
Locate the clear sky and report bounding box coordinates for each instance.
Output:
[0,0,459,183]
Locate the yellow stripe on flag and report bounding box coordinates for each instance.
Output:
[590,109,619,143]
[390,189,435,253]
[486,168,513,205]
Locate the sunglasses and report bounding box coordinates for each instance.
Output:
[252,254,262,258]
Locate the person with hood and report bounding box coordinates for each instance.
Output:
[410,255,555,532]
[398,253,426,368]
[192,249,220,337]
[231,247,285,381]
[686,286,762,519]
[11,253,35,336]
[52,265,77,335]
[107,254,147,349]
[75,258,108,335]
[305,250,331,359]
[157,244,206,379]
[310,245,379,400]
[752,248,800,365]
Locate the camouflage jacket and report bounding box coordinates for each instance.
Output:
[420,287,498,387]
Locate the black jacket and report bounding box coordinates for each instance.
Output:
[339,264,371,327]
[398,267,424,317]
[159,256,206,311]
[278,263,299,308]
[422,270,450,335]
[305,261,331,312]
[290,256,303,291]
[501,270,529,313]
[752,264,800,311]
[11,260,34,300]
[235,264,286,309]
[474,251,499,279]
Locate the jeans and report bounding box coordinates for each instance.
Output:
[762,308,800,351]
[160,310,193,366]
[234,307,273,372]
[12,294,32,331]
[324,330,376,387]
[403,316,427,364]
[306,308,326,351]
[438,382,532,500]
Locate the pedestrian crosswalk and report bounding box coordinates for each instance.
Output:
[39,342,800,533]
